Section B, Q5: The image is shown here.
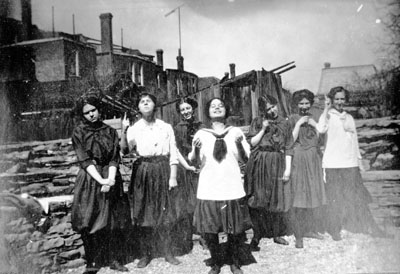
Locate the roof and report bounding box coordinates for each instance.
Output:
[0,37,95,49]
[317,64,377,95]
[220,70,257,88]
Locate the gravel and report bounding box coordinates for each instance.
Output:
[60,228,400,274]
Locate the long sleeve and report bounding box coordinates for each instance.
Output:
[316,111,329,134]
[167,124,179,166]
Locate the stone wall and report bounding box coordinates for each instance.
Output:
[0,116,398,273]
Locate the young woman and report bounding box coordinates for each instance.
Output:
[316,86,389,240]
[71,90,130,274]
[244,94,293,251]
[174,97,203,213]
[189,97,255,274]
[288,89,326,248]
[121,93,189,268]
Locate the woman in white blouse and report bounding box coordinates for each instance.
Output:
[121,93,188,268]
[316,86,389,240]
[189,97,256,274]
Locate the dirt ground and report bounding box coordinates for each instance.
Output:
[60,228,400,274]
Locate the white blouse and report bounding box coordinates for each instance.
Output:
[189,126,250,201]
[316,109,361,168]
[126,118,179,165]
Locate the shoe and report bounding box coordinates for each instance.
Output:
[303,232,324,240]
[110,260,129,272]
[165,255,181,265]
[273,237,289,245]
[136,255,152,268]
[230,264,244,274]
[208,265,221,274]
[295,238,304,249]
[204,257,214,266]
[83,268,98,274]
[331,233,342,241]
[249,239,260,252]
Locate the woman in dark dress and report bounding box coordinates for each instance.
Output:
[174,97,203,214]
[288,89,326,248]
[244,94,293,251]
[71,91,131,274]
[121,93,190,268]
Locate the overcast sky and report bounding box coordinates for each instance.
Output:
[31,0,392,93]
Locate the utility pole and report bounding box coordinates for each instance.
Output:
[165,4,184,56]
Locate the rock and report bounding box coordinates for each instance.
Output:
[5,163,27,174]
[372,153,396,170]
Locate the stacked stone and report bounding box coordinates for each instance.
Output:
[357,117,400,170]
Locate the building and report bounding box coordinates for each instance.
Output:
[0,0,199,142]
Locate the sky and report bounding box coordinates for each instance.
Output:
[30,0,393,93]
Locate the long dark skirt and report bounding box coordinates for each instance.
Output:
[324,167,379,235]
[193,198,252,235]
[129,156,192,257]
[245,150,291,212]
[72,164,131,233]
[178,165,199,214]
[289,207,326,238]
[194,198,255,267]
[249,208,289,240]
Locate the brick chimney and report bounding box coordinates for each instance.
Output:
[229,63,236,78]
[21,0,32,41]
[156,49,164,69]
[177,50,184,71]
[324,62,331,69]
[100,13,113,54]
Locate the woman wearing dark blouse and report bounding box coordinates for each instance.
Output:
[288,89,326,248]
[174,97,203,213]
[71,91,130,274]
[244,94,293,251]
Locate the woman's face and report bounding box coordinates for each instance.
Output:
[138,95,155,115]
[82,103,99,123]
[209,99,226,119]
[333,91,346,112]
[298,98,311,115]
[179,102,194,120]
[265,102,278,119]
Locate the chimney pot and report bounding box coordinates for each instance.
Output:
[100,13,113,54]
[324,62,331,69]
[229,63,236,78]
[156,49,164,69]
[177,55,184,71]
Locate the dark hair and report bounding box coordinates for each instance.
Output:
[175,97,198,113]
[204,97,230,119]
[75,87,103,120]
[138,92,158,111]
[258,94,277,113]
[327,86,350,103]
[292,89,315,106]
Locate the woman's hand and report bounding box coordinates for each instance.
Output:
[282,169,290,183]
[324,95,332,110]
[235,134,243,143]
[186,165,197,172]
[308,118,317,127]
[192,137,202,149]
[297,116,309,127]
[168,177,178,190]
[107,178,115,187]
[101,185,111,193]
[261,119,269,131]
[121,112,130,132]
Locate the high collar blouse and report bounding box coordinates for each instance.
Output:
[126,118,179,165]
[316,108,361,168]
